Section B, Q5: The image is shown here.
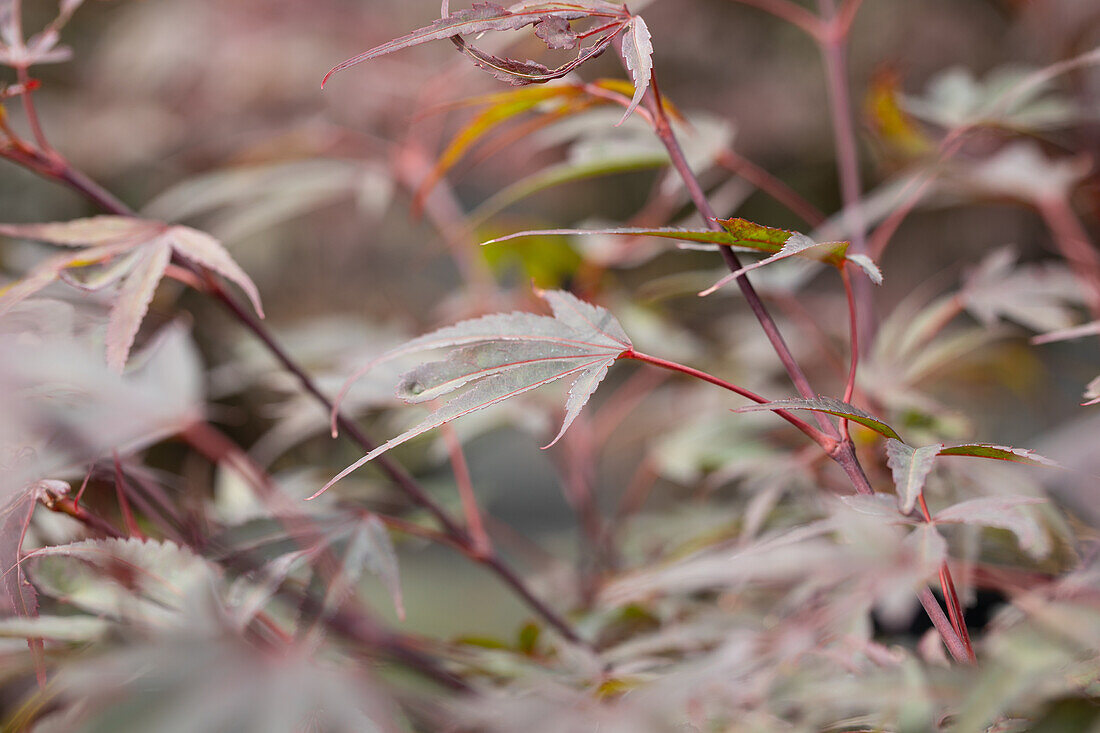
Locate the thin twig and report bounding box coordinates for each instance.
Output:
[716,149,826,227]
[621,349,834,449]
[440,422,492,557]
[724,0,824,39]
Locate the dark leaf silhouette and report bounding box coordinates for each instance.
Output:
[314,289,631,498]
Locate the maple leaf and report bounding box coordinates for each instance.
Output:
[0,216,263,371]
[313,289,632,498]
[321,2,629,88]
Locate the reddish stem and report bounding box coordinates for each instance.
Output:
[839,266,860,441]
[111,452,146,540]
[440,422,492,557]
[716,149,826,228]
[621,349,834,449]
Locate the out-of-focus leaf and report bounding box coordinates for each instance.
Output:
[315,290,631,497]
[1031,319,1100,344]
[0,323,203,502]
[27,538,221,628]
[1083,376,1100,406]
[46,635,401,733]
[885,439,943,513]
[961,247,1085,333]
[142,159,390,243]
[326,515,404,621]
[616,15,652,126]
[737,396,902,441]
[416,85,588,206]
[0,217,263,370]
[936,443,1059,467]
[0,614,109,641]
[864,68,933,158]
[903,524,947,577]
[471,147,669,224]
[933,496,1049,558]
[963,142,1089,203]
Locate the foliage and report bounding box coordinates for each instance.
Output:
[0,0,1099,731]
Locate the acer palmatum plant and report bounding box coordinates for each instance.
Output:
[0,0,1098,729]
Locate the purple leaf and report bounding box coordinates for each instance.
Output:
[534,16,577,49]
[885,439,943,513]
[933,496,1049,558]
[105,239,171,373]
[615,15,653,126]
[1,480,67,685]
[736,396,902,441]
[321,2,608,87]
[315,290,631,498]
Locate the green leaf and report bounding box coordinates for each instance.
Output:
[315,290,631,498]
[937,443,1059,467]
[885,439,943,513]
[483,219,883,287]
[736,396,902,441]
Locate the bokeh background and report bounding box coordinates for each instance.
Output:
[2,0,1099,639]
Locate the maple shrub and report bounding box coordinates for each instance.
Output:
[1,0,1100,730]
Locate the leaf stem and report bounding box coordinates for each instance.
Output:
[817,0,872,348]
[621,349,833,449]
[839,266,859,441]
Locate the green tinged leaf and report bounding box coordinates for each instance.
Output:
[315,290,631,498]
[885,439,943,513]
[484,219,883,288]
[737,396,902,441]
[936,443,1058,467]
